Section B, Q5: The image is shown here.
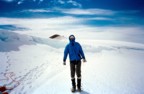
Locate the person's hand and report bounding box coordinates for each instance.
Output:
[63,61,66,65]
[83,59,87,63]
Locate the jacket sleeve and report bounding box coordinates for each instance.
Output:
[63,45,69,62]
[79,43,85,59]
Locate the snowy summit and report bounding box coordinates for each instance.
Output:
[0,0,144,94]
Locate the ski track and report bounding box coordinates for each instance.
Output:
[1,55,51,94]
[5,53,11,73]
[13,62,50,94]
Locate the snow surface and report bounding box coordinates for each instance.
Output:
[0,30,144,94]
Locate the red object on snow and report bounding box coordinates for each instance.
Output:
[0,86,6,92]
[0,86,8,94]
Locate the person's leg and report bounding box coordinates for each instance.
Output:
[76,61,81,78]
[70,62,76,79]
[70,62,76,92]
[76,61,82,91]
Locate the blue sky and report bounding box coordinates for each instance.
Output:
[0,0,144,11]
[0,0,144,26]
[0,0,144,43]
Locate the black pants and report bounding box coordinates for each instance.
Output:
[70,60,81,79]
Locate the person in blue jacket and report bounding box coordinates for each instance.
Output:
[63,35,86,92]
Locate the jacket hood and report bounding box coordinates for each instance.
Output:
[69,35,75,45]
[69,35,75,40]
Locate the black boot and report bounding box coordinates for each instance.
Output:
[71,79,76,92]
[77,79,81,92]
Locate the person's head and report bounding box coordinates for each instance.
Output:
[69,35,75,44]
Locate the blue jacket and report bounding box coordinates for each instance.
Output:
[63,35,85,62]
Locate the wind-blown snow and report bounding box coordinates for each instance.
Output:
[0,30,144,94]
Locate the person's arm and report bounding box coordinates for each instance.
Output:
[79,44,86,62]
[63,45,69,65]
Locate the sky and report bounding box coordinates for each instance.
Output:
[0,0,144,43]
[0,0,144,11]
[0,0,143,25]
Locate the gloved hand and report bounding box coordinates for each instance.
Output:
[63,61,66,65]
[83,59,87,63]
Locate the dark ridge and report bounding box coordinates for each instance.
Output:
[49,34,60,39]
